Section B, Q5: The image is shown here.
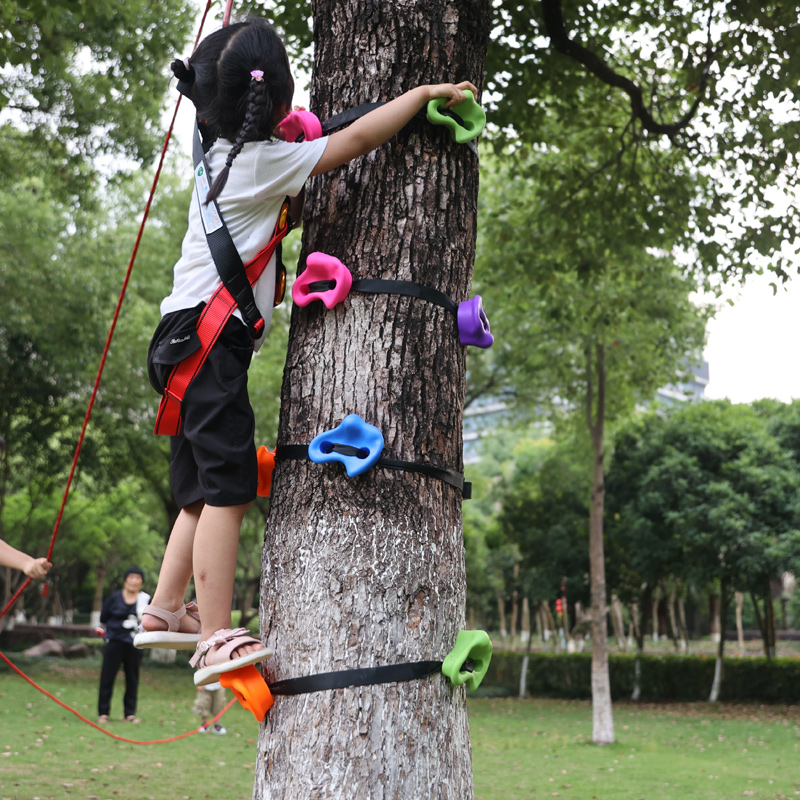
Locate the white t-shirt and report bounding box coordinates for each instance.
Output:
[161,136,328,350]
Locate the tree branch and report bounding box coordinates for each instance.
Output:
[540,0,715,138]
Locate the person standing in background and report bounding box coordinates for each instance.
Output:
[194,681,228,734]
[97,567,150,723]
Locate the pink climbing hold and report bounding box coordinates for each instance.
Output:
[278,109,323,143]
[292,252,353,309]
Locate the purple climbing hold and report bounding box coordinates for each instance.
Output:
[457,296,494,348]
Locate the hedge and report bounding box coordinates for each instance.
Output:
[476,650,800,704]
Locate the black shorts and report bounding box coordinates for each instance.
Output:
[147,304,257,509]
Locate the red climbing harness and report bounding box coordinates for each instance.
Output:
[153,201,291,436]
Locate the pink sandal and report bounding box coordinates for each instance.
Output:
[190,627,273,686]
[133,602,201,650]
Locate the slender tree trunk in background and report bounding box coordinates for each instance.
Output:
[587,343,614,745]
[651,588,660,642]
[709,581,728,702]
[735,591,745,657]
[257,2,490,797]
[521,596,530,646]
[628,601,639,648]
[677,593,689,653]
[710,591,721,643]
[510,589,519,647]
[498,594,508,642]
[542,600,557,649]
[519,628,533,699]
[632,584,652,702]
[667,585,679,652]
[90,563,106,628]
[610,593,625,652]
[750,589,768,657]
[765,579,776,661]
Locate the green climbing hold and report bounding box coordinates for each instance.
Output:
[441,630,492,691]
[426,89,486,144]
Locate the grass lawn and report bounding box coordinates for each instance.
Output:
[1,655,799,800]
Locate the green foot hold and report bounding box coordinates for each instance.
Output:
[426,89,486,144]
[441,630,492,691]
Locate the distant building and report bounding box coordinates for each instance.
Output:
[655,359,709,407]
[463,360,710,463]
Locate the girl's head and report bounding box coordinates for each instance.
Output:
[171,18,294,203]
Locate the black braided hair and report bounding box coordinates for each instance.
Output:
[200,18,294,205]
[205,75,275,205]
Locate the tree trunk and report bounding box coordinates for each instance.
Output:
[610,593,625,652]
[651,588,660,643]
[677,594,689,653]
[735,591,745,657]
[709,581,728,702]
[257,2,490,797]
[587,343,614,745]
[541,600,556,648]
[632,584,652,702]
[667,584,679,652]
[497,594,508,642]
[90,563,106,628]
[765,578,776,661]
[628,601,639,649]
[750,589,769,658]
[709,591,721,643]
[510,589,519,648]
[520,596,530,647]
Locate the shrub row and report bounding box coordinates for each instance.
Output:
[478,650,800,704]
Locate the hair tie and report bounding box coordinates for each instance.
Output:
[250,70,264,81]
[183,57,191,70]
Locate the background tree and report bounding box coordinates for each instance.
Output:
[487,0,800,285]
[470,151,709,743]
[608,401,800,700]
[1,0,195,201]
[257,0,491,796]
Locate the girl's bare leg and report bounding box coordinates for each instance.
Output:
[193,502,263,657]
[141,499,204,633]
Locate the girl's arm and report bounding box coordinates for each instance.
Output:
[0,539,52,579]
[310,81,478,177]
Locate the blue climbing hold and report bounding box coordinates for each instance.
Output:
[308,415,385,478]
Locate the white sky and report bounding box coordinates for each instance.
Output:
[703,273,800,404]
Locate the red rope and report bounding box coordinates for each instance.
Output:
[0,0,215,624]
[0,650,236,744]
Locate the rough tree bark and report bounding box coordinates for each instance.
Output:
[256,2,490,797]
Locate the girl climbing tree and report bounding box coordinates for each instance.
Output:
[258,1,491,797]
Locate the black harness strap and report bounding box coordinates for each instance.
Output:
[306,279,459,316]
[353,279,459,316]
[270,660,443,696]
[321,103,427,133]
[191,125,265,340]
[275,445,472,499]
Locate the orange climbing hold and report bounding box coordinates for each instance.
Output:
[219,665,274,720]
[256,446,277,497]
